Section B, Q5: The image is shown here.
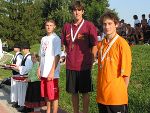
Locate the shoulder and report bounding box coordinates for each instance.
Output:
[84,20,95,26]
[84,20,96,31]
[18,54,23,58]
[63,22,71,28]
[41,36,47,41]
[52,33,61,41]
[117,35,130,48]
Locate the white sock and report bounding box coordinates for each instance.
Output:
[34,107,41,111]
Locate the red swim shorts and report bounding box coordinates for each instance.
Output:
[41,77,59,101]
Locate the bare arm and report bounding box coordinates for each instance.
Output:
[123,76,130,88]
[37,66,41,80]
[91,45,98,64]
[47,55,60,80]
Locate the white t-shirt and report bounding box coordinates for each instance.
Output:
[134,19,140,26]
[39,33,61,78]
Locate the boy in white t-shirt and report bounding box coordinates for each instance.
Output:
[38,19,61,113]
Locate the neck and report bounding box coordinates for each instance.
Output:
[47,32,53,36]
[106,32,116,42]
[74,18,83,26]
[24,51,30,55]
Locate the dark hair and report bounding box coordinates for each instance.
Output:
[121,19,124,23]
[133,15,138,19]
[127,24,131,27]
[142,14,145,17]
[135,23,141,27]
[99,11,119,25]
[70,1,84,11]
[44,18,56,26]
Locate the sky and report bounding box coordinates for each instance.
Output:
[109,0,150,27]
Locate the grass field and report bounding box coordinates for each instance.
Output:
[0,44,150,113]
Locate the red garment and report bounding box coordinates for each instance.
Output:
[61,20,98,71]
[41,78,59,101]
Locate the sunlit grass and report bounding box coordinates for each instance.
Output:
[0,45,150,113]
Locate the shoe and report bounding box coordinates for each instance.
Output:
[26,108,34,112]
[17,106,34,113]
[17,106,26,112]
[12,102,20,108]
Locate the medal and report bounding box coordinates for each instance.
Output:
[71,19,85,42]
[100,64,102,69]
[100,34,119,69]
[71,43,74,49]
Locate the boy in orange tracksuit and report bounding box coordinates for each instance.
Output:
[96,11,132,113]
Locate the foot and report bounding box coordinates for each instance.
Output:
[11,102,20,108]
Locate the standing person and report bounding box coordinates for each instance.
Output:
[141,14,147,30]
[133,15,140,27]
[12,42,33,112]
[25,52,46,112]
[11,43,23,108]
[38,19,61,113]
[96,11,132,113]
[61,1,98,113]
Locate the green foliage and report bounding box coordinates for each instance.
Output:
[0,0,109,46]
[0,0,44,48]
[84,0,109,26]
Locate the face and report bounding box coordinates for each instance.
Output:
[31,55,37,63]
[13,48,20,52]
[73,8,84,21]
[45,22,56,35]
[102,18,118,36]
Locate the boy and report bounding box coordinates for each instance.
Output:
[96,11,132,113]
[11,43,23,108]
[12,42,33,112]
[61,1,98,113]
[39,19,61,113]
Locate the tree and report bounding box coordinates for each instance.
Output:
[42,0,109,30]
[0,0,44,48]
[0,0,110,48]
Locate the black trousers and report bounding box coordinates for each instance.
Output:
[98,103,128,113]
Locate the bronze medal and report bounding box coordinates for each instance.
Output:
[100,64,102,69]
[72,43,74,49]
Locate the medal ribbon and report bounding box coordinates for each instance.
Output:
[71,19,85,42]
[100,34,119,62]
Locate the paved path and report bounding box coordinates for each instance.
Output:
[0,88,19,113]
[0,83,67,113]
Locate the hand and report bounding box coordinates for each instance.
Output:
[11,65,19,70]
[25,78,31,82]
[47,74,54,81]
[10,64,17,68]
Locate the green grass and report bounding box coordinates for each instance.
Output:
[0,44,150,113]
[58,45,150,113]
[0,44,40,78]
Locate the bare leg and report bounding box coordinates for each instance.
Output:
[72,94,79,113]
[52,100,58,113]
[82,93,89,113]
[46,98,51,113]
